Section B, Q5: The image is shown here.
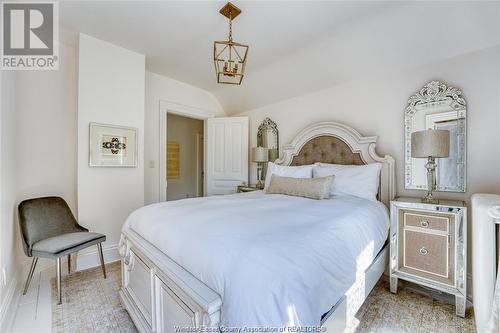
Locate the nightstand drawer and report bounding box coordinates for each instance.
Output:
[403,230,448,278]
[404,210,449,232]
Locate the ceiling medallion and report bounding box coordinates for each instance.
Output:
[213,2,249,85]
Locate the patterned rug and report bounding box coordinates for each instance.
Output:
[52,262,475,332]
[346,280,476,333]
[51,262,136,333]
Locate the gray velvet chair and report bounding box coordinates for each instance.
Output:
[18,196,107,304]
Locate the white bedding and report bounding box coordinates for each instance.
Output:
[122,191,389,328]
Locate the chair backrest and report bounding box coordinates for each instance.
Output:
[18,196,87,256]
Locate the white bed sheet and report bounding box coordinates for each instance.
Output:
[122,191,389,328]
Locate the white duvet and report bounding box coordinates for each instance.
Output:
[122,191,389,328]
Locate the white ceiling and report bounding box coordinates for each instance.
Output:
[60,1,500,114]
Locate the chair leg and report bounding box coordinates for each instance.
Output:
[22,257,38,295]
[56,257,62,305]
[97,243,106,279]
[67,254,71,274]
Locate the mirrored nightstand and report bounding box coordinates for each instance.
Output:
[390,197,467,317]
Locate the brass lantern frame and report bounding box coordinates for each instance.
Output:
[213,2,249,85]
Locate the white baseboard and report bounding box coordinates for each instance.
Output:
[17,243,120,278]
[0,271,21,333]
[76,243,120,271]
[20,243,120,276]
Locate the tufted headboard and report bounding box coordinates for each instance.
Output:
[290,136,365,166]
[275,122,395,207]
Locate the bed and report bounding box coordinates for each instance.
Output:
[119,121,395,333]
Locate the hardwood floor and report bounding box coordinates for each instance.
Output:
[11,265,53,333]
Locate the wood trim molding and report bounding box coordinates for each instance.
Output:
[159,100,216,120]
[0,272,20,332]
[158,100,213,202]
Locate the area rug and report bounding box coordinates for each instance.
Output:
[52,262,475,332]
[51,262,136,333]
[345,279,475,333]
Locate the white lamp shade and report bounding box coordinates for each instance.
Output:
[252,147,269,162]
[411,129,450,158]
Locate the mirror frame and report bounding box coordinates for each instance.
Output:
[404,80,467,192]
[257,117,279,159]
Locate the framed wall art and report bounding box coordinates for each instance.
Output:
[167,141,180,179]
[89,122,138,167]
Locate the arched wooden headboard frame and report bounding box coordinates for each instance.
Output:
[275,122,396,207]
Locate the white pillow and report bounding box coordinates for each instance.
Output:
[264,162,313,190]
[313,163,381,201]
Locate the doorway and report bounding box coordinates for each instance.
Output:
[162,113,204,201]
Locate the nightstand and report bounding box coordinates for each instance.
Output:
[236,185,262,193]
[390,197,467,317]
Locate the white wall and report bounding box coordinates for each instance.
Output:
[0,70,20,329]
[239,46,500,198]
[15,43,78,218]
[166,114,204,201]
[15,42,78,273]
[0,41,78,328]
[237,45,500,284]
[77,34,145,268]
[144,72,224,205]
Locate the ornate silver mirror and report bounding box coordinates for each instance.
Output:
[257,117,279,162]
[257,118,279,179]
[405,81,467,192]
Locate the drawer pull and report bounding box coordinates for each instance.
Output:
[420,220,429,228]
[419,247,429,256]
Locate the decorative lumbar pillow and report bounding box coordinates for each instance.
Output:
[263,162,313,191]
[266,174,334,200]
[313,163,381,201]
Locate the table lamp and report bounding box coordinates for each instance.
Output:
[252,147,269,189]
[411,129,450,204]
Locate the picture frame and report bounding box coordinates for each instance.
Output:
[167,141,180,179]
[89,122,138,167]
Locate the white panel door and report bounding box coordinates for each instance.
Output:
[206,117,248,195]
